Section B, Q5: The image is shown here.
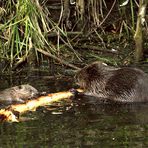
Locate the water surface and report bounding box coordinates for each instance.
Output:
[0,70,147,147]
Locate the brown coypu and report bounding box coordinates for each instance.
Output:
[75,61,148,103]
[0,84,38,104]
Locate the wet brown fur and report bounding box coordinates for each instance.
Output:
[76,62,148,103]
[0,84,38,103]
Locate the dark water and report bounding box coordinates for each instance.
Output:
[0,70,148,147]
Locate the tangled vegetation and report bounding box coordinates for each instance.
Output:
[0,0,147,72]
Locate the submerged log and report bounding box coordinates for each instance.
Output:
[0,89,83,122]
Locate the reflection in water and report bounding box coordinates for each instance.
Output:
[0,71,148,147]
[0,97,147,147]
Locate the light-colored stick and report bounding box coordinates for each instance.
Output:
[0,89,83,122]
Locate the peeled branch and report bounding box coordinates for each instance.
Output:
[0,89,83,122]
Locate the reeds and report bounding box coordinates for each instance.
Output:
[0,0,145,69]
[0,0,57,67]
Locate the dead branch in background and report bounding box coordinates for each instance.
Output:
[74,44,118,54]
[36,48,80,70]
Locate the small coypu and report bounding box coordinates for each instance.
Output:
[0,84,38,104]
[76,61,148,103]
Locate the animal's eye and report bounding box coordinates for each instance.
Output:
[18,85,23,89]
[30,89,33,93]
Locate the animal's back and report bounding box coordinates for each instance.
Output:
[76,62,148,103]
[105,67,148,102]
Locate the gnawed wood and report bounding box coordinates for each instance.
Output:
[0,89,83,122]
[0,109,19,122]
